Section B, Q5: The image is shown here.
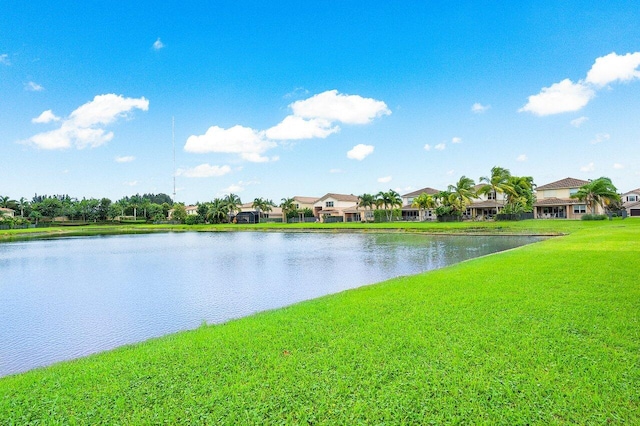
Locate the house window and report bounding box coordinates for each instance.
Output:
[295,203,300,209]
[573,205,586,214]
[326,201,334,208]
[487,191,496,200]
[627,195,638,202]
[569,188,579,196]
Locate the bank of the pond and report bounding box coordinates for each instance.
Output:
[0,218,611,243]
[1,219,638,423]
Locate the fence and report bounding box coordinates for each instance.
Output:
[495,212,535,221]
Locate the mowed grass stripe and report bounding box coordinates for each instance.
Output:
[1,221,639,424]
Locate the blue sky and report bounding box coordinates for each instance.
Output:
[2,1,639,203]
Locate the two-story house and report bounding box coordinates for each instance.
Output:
[533,177,594,219]
[621,188,640,217]
[313,193,360,222]
[400,187,440,221]
[468,184,509,220]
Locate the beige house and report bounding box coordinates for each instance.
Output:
[313,193,359,222]
[533,177,597,219]
[239,202,283,221]
[0,207,15,218]
[622,188,640,217]
[468,184,508,220]
[401,187,440,221]
[292,196,319,211]
[185,205,198,216]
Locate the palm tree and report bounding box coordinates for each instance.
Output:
[0,196,17,209]
[358,193,376,222]
[224,193,242,221]
[376,190,401,221]
[478,166,514,214]
[206,199,228,223]
[279,197,295,223]
[17,197,28,217]
[505,175,535,213]
[448,176,477,216]
[570,177,620,214]
[252,197,274,221]
[411,193,436,221]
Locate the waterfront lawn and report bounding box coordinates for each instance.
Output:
[1,220,639,423]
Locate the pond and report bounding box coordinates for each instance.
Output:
[0,231,544,377]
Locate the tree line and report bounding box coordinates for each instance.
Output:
[1,167,622,226]
[0,193,174,225]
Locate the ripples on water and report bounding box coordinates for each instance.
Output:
[0,232,543,377]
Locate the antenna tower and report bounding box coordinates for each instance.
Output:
[172,116,176,201]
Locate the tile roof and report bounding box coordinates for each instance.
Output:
[622,188,640,195]
[536,177,589,191]
[402,187,441,197]
[316,193,359,203]
[470,200,501,208]
[293,196,320,204]
[533,197,581,206]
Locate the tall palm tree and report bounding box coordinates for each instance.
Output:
[17,197,28,217]
[411,193,436,221]
[478,166,514,213]
[358,193,375,222]
[570,177,620,214]
[448,176,477,215]
[224,193,242,221]
[376,190,401,221]
[505,175,535,213]
[279,197,295,224]
[252,197,274,220]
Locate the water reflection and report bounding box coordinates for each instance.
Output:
[0,232,543,377]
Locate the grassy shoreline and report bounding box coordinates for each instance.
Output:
[1,219,638,423]
[0,218,606,243]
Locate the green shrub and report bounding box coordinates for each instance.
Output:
[184,214,204,225]
[581,214,607,221]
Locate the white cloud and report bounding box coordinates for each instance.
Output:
[519,79,595,116]
[471,103,490,113]
[347,144,374,161]
[25,81,44,92]
[451,137,462,144]
[570,116,589,128]
[423,144,431,151]
[516,154,527,162]
[290,90,391,124]
[219,180,259,196]
[446,169,455,175]
[585,52,640,87]
[434,143,445,151]
[0,54,9,65]
[188,90,389,160]
[329,168,345,174]
[580,162,595,172]
[377,176,392,183]
[522,52,640,117]
[265,115,338,140]
[31,110,60,124]
[613,163,624,169]
[184,125,277,163]
[124,180,138,186]
[115,155,135,163]
[26,94,149,149]
[590,133,610,145]
[176,163,232,178]
[153,38,165,50]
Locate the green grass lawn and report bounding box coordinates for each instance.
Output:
[1,219,639,424]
